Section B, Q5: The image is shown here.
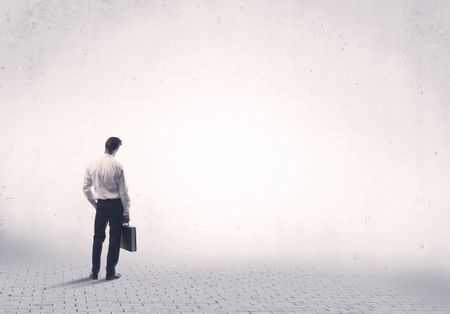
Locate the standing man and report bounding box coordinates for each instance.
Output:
[83,137,131,281]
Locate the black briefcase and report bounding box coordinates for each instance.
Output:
[121,223,137,252]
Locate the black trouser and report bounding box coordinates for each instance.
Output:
[91,198,124,276]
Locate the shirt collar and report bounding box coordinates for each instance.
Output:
[103,153,113,158]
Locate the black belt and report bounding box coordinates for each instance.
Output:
[97,198,121,202]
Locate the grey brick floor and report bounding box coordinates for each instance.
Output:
[1,253,449,313]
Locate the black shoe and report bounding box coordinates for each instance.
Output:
[105,273,121,281]
[89,273,98,280]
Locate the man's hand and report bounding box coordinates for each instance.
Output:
[123,215,130,224]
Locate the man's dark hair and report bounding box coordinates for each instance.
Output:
[105,136,122,152]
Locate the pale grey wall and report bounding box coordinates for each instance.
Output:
[1,0,450,269]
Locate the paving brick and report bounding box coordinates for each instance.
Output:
[0,256,449,313]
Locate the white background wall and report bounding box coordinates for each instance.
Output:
[1,0,450,269]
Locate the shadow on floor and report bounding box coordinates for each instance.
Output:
[49,276,107,289]
[49,276,118,289]
[85,278,111,286]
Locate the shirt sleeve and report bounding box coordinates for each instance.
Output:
[83,167,97,209]
[117,167,131,216]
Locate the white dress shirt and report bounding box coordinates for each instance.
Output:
[83,153,130,216]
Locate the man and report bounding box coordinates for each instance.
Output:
[83,136,131,281]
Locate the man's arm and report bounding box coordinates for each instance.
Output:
[118,168,131,219]
[83,168,97,208]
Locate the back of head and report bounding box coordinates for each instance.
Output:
[105,137,122,153]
